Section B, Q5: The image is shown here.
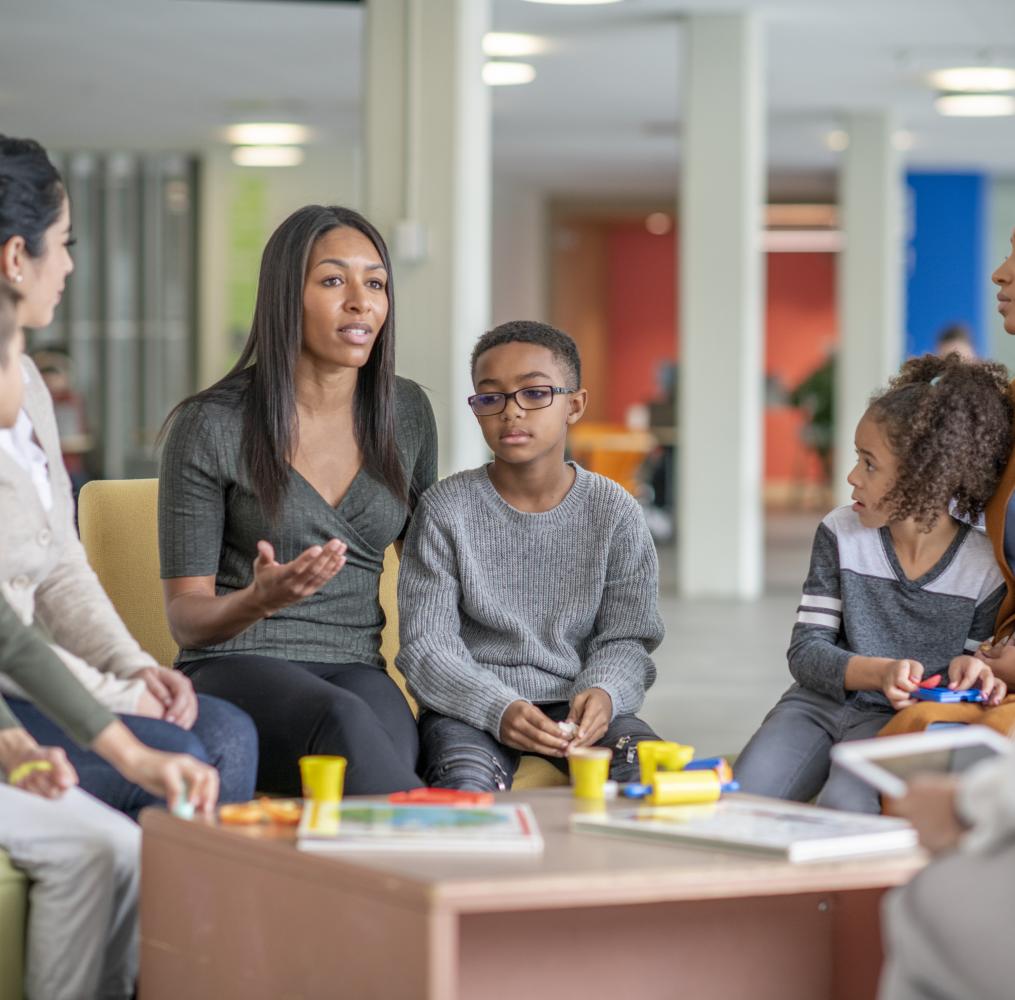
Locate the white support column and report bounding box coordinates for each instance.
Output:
[363,0,490,476]
[834,113,904,504]
[678,14,765,598]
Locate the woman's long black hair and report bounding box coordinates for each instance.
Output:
[167,205,406,520]
[0,136,66,256]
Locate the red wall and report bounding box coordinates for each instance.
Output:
[603,222,678,425]
[603,223,836,484]
[764,253,837,484]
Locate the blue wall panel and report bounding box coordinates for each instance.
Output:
[905,172,987,357]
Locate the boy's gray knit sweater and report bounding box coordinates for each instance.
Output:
[397,464,664,737]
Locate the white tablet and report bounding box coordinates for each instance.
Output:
[830,725,1013,799]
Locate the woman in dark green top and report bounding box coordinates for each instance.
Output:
[159,206,436,796]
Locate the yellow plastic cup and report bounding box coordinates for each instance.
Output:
[637,740,695,785]
[568,747,612,800]
[299,755,347,802]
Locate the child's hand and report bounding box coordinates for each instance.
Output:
[947,655,1006,705]
[499,701,570,756]
[882,658,923,710]
[566,688,613,749]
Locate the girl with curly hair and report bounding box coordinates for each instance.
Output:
[734,353,1012,814]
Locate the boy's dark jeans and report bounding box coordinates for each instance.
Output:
[418,701,660,791]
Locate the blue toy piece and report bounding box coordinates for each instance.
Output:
[913,687,985,704]
[620,783,653,799]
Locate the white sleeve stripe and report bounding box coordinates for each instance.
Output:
[796,611,841,629]
[965,638,985,652]
[799,594,843,612]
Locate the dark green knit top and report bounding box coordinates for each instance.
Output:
[158,376,438,667]
[0,596,115,747]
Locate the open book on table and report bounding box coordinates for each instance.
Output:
[297,800,544,854]
[572,795,918,863]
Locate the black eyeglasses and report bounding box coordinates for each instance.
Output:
[467,385,575,416]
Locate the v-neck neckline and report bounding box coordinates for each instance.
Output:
[289,463,366,514]
[878,521,968,589]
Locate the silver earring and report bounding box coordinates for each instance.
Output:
[13,275,23,284]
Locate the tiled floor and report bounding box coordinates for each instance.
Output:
[641,510,823,759]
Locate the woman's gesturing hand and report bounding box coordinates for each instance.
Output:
[249,539,347,616]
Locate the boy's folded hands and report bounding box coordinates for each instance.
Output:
[566,688,613,748]
[500,701,571,756]
[498,688,616,755]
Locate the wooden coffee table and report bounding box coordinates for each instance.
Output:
[139,789,923,1000]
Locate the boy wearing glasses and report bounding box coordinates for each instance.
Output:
[397,321,665,790]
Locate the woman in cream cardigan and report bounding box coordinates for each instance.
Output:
[0,135,257,817]
[0,276,221,1000]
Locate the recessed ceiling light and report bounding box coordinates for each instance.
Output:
[934,93,1015,117]
[224,122,311,146]
[824,129,849,152]
[231,146,305,167]
[483,33,548,58]
[927,67,1015,92]
[482,62,537,87]
[892,130,915,151]
[645,212,672,236]
[522,0,623,5]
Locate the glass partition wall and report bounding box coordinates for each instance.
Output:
[38,152,198,481]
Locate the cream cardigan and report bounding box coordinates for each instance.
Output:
[0,358,154,712]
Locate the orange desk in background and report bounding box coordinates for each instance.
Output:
[568,423,656,496]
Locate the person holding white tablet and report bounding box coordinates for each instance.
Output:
[878,753,1015,1000]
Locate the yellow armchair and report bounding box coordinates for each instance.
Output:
[0,853,26,1000]
[77,479,564,790]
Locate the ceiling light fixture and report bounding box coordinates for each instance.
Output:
[521,0,624,5]
[224,122,311,146]
[927,67,1015,92]
[483,32,548,58]
[892,130,915,151]
[231,146,305,168]
[482,62,537,86]
[645,213,672,236]
[934,93,1015,117]
[824,129,849,152]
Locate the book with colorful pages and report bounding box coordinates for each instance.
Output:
[297,801,544,854]
[572,795,918,863]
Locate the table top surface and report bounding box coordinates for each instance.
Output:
[142,789,925,915]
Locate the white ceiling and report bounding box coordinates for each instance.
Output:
[1,0,1014,198]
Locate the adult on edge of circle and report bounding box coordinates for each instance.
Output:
[0,134,257,820]
[878,230,1015,1000]
[159,204,436,796]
